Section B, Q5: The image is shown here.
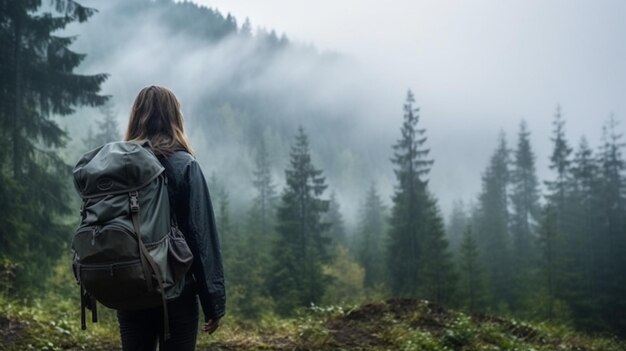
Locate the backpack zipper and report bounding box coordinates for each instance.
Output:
[79,259,141,271]
[77,224,134,246]
[101,223,135,238]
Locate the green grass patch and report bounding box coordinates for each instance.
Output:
[1,295,624,351]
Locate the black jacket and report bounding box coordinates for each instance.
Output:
[160,151,226,321]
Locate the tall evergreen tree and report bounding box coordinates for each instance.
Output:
[233,141,279,319]
[387,91,433,296]
[419,198,457,304]
[240,17,252,36]
[209,173,236,267]
[0,0,107,293]
[543,107,581,324]
[355,184,386,289]
[458,226,487,312]
[215,181,232,241]
[595,117,626,334]
[387,90,455,303]
[268,127,330,315]
[544,105,572,220]
[566,137,599,328]
[1,0,107,176]
[251,138,277,237]
[388,90,432,297]
[510,120,540,266]
[82,102,121,150]
[211,172,273,319]
[536,204,559,320]
[509,120,540,310]
[213,175,264,319]
[475,131,512,309]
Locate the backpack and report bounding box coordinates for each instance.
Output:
[71,140,193,339]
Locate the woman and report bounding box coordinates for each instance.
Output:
[119,85,226,350]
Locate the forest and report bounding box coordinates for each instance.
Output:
[0,0,625,350]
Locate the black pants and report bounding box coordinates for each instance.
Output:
[117,284,199,351]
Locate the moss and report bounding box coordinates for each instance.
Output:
[1,295,624,351]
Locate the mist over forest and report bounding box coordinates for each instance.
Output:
[62,0,404,223]
[61,0,626,225]
[2,0,626,349]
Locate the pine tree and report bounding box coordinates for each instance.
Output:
[510,120,540,265]
[208,173,235,266]
[234,139,279,319]
[595,117,626,334]
[536,204,559,320]
[82,102,121,150]
[544,105,572,220]
[1,0,107,177]
[543,107,580,324]
[240,17,252,36]
[0,0,107,293]
[419,197,457,304]
[355,183,386,289]
[387,90,455,303]
[388,90,432,296]
[268,127,330,315]
[475,131,512,309]
[567,137,599,328]
[212,173,270,319]
[215,183,231,242]
[509,120,540,311]
[458,226,487,312]
[251,138,277,237]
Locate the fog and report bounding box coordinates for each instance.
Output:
[201,0,626,204]
[62,0,626,224]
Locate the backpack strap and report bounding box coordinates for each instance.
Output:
[129,191,171,340]
[78,266,98,331]
[80,281,86,330]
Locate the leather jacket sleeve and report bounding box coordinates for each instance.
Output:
[176,158,226,321]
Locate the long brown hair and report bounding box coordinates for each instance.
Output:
[125,85,195,156]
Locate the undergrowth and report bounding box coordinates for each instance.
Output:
[1,295,624,351]
[0,293,118,351]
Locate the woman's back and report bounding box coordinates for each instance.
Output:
[116,86,225,350]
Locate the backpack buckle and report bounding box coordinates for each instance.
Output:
[129,191,140,212]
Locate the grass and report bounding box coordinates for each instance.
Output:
[0,294,118,351]
[1,294,624,351]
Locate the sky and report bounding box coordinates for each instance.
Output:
[188,0,626,213]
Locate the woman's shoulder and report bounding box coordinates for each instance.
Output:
[165,151,207,179]
[162,150,194,179]
[167,150,195,164]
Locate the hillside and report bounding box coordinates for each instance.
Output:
[67,0,391,217]
[1,297,623,351]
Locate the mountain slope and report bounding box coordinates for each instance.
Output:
[66,0,395,218]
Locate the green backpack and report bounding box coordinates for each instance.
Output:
[71,140,193,339]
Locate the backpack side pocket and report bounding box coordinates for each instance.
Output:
[164,227,193,299]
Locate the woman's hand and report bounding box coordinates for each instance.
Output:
[203,318,220,334]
